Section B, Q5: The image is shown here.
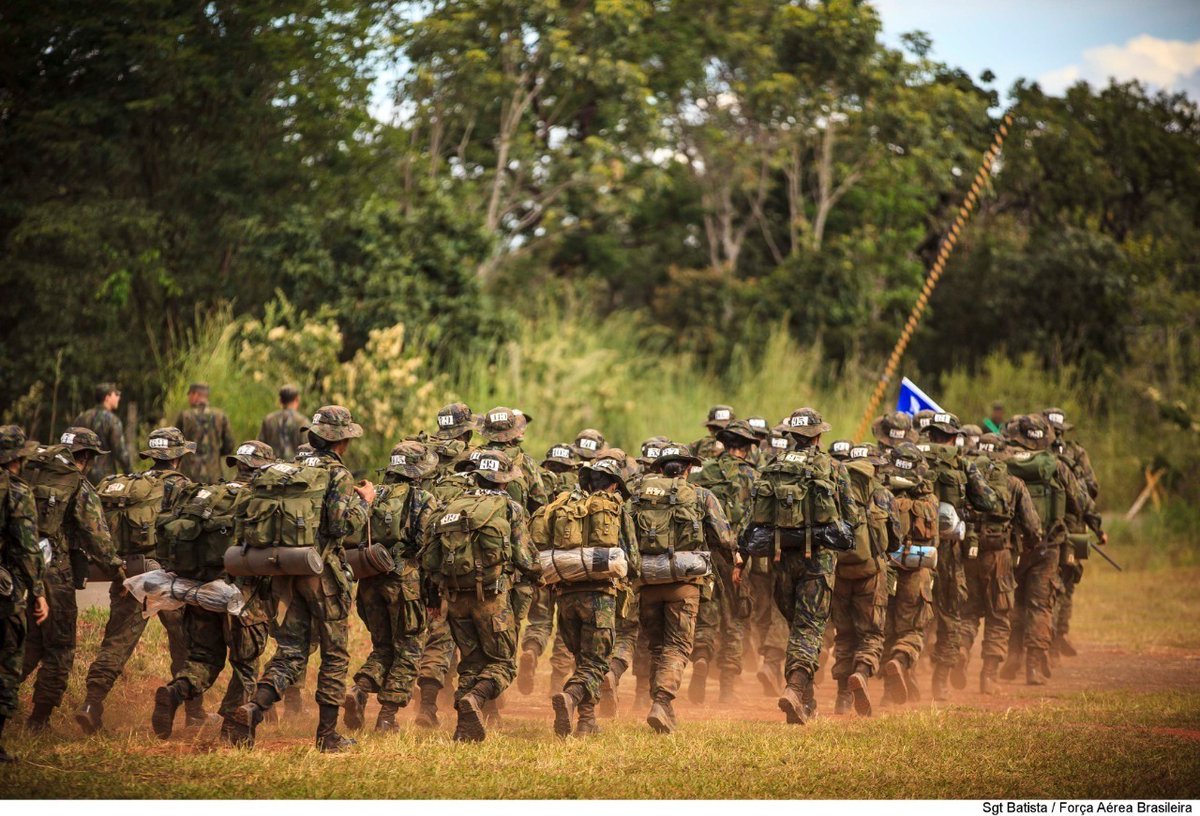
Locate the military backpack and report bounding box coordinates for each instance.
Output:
[749,449,842,531]
[344,481,422,560]
[536,488,622,552]
[97,471,175,557]
[927,444,968,509]
[839,459,884,571]
[689,456,751,529]
[1005,449,1066,531]
[968,455,1014,550]
[630,475,704,556]
[157,480,246,579]
[23,445,82,548]
[236,461,331,550]
[432,490,513,597]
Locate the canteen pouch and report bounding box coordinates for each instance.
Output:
[979,521,1011,551]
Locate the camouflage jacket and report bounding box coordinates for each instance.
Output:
[690,434,723,460]
[1057,438,1099,501]
[541,467,579,500]
[689,452,755,531]
[258,408,306,464]
[64,474,118,569]
[923,443,999,515]
[172,404,236,483]
[695,484,738,555]
[1,471,44,599]
[419,468,475,506]
[481,442,548,512]
[376,474,440,559]
[72,405,131,484]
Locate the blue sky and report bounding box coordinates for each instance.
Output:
[873,0,1200,100]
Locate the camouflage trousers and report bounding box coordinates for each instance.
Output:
[446,590,517,701]
[958,548,1016,662]
[556,590,616,703]
[744,561,788,665]
[83,576,191,703]
[639,582,701,701]
[772,549,836,680]
[0,603,28,719]
[1054,562,1084,640]
[611,586,639,672]
[520,585,556,657]
[1009,547,1061,653]
[170,606,268,718]
[691,552,746,678]
[932,538,968,668]
[22,563,77,711]
[830,563,887,680]
[417,615,456,688]
[258,571,351,708]
[353,568,427,705]
[510,581,535,627]
[883,566,933,665]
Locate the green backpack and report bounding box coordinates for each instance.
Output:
[431,491,513,596]
[1006,449,1065,528]
[749,449,842,530]
[23,445,82,546]
[97,471,171,556]
[344,481,422,559]
[839,460,879,567]
[690,456,750,529]
[157,481,247,579]
[969,455,1014,549]
[631,475,704,556]
[236,461,331,550]
[535,488,623,552]
[927,445,968,508]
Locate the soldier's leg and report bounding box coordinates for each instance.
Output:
[958,556,986,658]
[351,575,395,696]
[637,591,664,698]
[980,550,1015,664]
[1021,550,1060,684]
[520,586,556,658]
[223,618,268,719]
[830,573,856,682]
[611,587,639,674]
[881,567,932,705]
[510,582,534,627]
[170,606,227,700]
[23,567,77,721]
[418,615,455,689]
[548,629,575,689]
[0,610,28,721]
[713,554,746,691]
[779,554,834,682]
[688,581,717,703]
[257,581,318,703]
[379,573,425,709]
[1000,561,1029,680]
[305,578,351,710]
[655,585,701,703]
[749,568,786,695]
[932,540,965,669]
[159,605,206,721]
[1053,563,1082,655]
[82,578,153,705]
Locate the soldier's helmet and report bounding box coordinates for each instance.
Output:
[884,442,930,479]
[59,427,109,456]
[704,405,736,431]
[768,423,792,452]
[848,442,887,466]
[434,402,476,440]
[745,416,770,440]
[225,440,276,470]
[914,409,936,438]
[0,425,38,465]
[302,405,363,442]
[384,440,439,480]
[580,456,632,498]
[872,411,916,448]
[715,419,760,449]
[784,407,832,438]
[637,436,669,466]
[1005,414,1053,451]
[294,443,316,460]
[653,442,702,470]
[472,449,520,485]
[1042,407,1074,433]
[829,439,854,460]
[541,443,578,469]
[139,426,195,461]
[927,411,961,436]
[477,407,532,443]
[571,428,607,460]
[977,433,1006,455]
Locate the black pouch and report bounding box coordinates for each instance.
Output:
[745,525,774,558]
[69,548,90,590]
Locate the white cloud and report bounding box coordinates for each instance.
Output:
[1039,35,1200,98]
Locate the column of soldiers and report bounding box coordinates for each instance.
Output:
[0,385,1105,760]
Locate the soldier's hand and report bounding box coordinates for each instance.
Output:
[732,566,743,586]
[33,595,50,625]
[354,480,377,505]
[733,551,744,568]
[1099,531,1109,546]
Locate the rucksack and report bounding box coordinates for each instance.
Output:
[839,460,880,567]
[630,475,704,556]
[1006,449,1066,528]
[432,491,513,597]
[97,470,173,556]
[927,445,968,509]
[749,449,842,530]
[690,456,751,529]
[890,487,939,547]
[344,480,421,559]
[23,445,82,546]
[969,455,1014,550]
[236,461,331,550]
[157,481,246,579]
[536,488,623,552]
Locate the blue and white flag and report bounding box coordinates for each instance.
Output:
[896,377,944,416]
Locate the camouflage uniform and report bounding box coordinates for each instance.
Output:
[690,404,735,461]
[422,450,542,741]
[1,427,44,758]
[80,428,199,730]
[71,402,131,485]
[21,431,119,725]
[173,394,236,483]
[258,407,305,464]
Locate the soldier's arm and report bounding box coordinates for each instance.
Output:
[8,483,46,597]
[413,490,439,555]
[322,466,369,546]
[1060,461,1103,535]
[1009,477,1043,542]
[1076,445,1100,500]
[621,504,641,574]
[699,487,736,553]
[873,487,901,552]
[508,501,542,580]
[70,481,120,567]
[964,460,999,513]
[525,460,548,513]
[833,461,863,527]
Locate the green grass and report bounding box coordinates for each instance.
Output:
[3,691,1199,798]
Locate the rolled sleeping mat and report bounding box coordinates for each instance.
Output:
[538,547,628,585]
[638,550,712,585]
[887,545,938,571]
[223,545,323,577]
[344,543,396,580]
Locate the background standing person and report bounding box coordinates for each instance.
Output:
[983,402,1006,436]
[172,383,235,483]
[258,384,305,463]
[71,383,130,485]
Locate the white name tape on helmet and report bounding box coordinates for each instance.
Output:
[889,428,907,439]
[478,457,501,471]
[149,437,170,448]
[713,409,731,421]
[1048,413,1064,425]
[489,412,510,423]
[60,432,76,445]
[578,438,598,450]
[236,444,258,456]
[551,447,572,459]
[391,455,407,465]
[437,414,457,426]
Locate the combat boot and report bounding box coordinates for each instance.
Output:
[931,663,951,702]
[757,656,783,697]
[882,657,910,706]
[598,670,620,718]
[777,671,811,725]
[517,649,537,695]
[25,703,53,734]
[718,672,738,705]
[151,684,184,740]
[284,684,304,716]
[552,683,585,738]
[414,680,440,729]
[687,657,709,704]
[575,701,601,737]
[833,678,852,715]
[549,667,567,695]
[232,685,277,749]
[848,669,873,717]
[1055,634,1078,657]
[184,695,209,728]
[343,680,370,730]
[905,664,922,703]
[483,691,504,726]
[999,648,1023,681]
[950,650,968,690]
[454,680,494,743]
[980,657,1002,695]
[316,703,357,753]
[375,702,401,733]
[74,696,104,735]
[220,717,253,748]
[1026,648,1050,685]
[647,695,676,735]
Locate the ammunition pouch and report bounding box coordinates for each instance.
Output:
[1067,533,1091,562]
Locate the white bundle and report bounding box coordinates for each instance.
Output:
[123,569,247,619]
[638,551,712,585]
[538,548,628,585]
[938,502,965,542]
